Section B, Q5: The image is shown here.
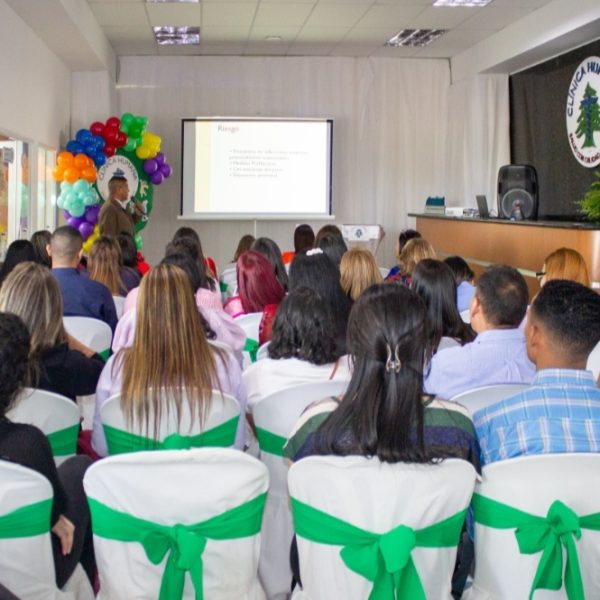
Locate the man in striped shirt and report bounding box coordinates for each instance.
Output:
[474,280,600,466]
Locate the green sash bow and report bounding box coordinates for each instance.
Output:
[472,493,600,600]
[219,281,228,293]
[291,497,467,599]
[47,423,79,457]
[243,339,259,363]
[99,349,110,362]
[255,427,286,457]
[0,498,52,538]
[88,493,267,600]
[103,416,239,455]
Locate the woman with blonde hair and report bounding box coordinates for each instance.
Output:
[88,235,138,296]
[93,263,246,456]
[539,247,590,287]
[339,247,383,301]
[0,262,104,400]
[386,237,436,286]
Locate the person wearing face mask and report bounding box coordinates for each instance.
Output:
[98,171,145,238]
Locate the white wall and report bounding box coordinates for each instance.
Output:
[0,0,70,148]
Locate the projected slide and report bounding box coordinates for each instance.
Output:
[181,119,332,219]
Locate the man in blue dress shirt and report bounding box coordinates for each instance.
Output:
[49,226,117,332]
[474,280,600,465]
[424,265,535,399]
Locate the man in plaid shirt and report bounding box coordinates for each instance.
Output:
[474,279,600,466]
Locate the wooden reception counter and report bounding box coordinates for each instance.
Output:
[409,213,600,297]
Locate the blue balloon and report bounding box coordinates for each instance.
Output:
[75,129,92,144]
[93,136,105,150]
[66,140,82,154]
[93,152,107,167]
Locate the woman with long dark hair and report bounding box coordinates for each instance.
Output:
[0,240,36,286]
[411,259,475,355]
[285,284,479,467]
[252,236,289,291]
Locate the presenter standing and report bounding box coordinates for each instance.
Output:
[98,172,145,238]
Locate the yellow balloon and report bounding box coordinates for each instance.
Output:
[136,145,151,160]
[93,225,100,235]
[82,238,94,254]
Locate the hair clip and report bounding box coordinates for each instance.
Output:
[306,248,323,257]
[385,343,401,374]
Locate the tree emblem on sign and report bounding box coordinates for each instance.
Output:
[576,83,600,148]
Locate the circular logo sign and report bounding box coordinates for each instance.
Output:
[96,154,139,201]
[566,56,600,168]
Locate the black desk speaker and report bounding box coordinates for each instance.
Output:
[497,164,538,220]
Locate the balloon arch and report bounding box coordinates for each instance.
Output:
[52,114,172,252]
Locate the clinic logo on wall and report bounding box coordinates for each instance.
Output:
[566,56,600,168]
[96,155,139,201]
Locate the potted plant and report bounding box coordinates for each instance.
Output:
[579,170,600,222]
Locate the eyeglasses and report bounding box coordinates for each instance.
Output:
[535,271,545,280]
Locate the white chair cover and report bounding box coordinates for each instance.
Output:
[112,296,125,320]
[460,309,471,324]
[83,449,269,600]
[63,316,112,356]
[252,380,349,600]
[7,388,80,466]
[219,265,238,303]
[587,340,600,381]
[0,461,93,600]
[378,266,390,279]
[288,456,477,600]
[256,342,270,361]
[450,383,529,416]
[235,312,263,370]
[99,390,241,452]
[463,454,600,600]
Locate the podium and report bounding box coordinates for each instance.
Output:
[341,225,384,256]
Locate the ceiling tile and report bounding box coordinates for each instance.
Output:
[457,5,534,31]
[253,3,315,27]
[287,42,336,55]
[342,27,394,43]
[355,4,425,29]
[245,41,292,55]
[249,26,301,41]
[199,42,247,54]
[303,3,370,28]
[409,6,480,29]
[89,2,149,26]
[158,44,202,55]
[332,42,379,56]
[441,28,495,45]
[146,4,202,27]
[201,26,249,42]
[112,40,158,54]
[103,25,155,42]
[370,45,420,58]
[295,27,348,42]
[202,2,258,27]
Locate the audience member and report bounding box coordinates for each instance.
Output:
[314,224,344,246]
[315,232,347,270]
[339,247,382,301]
[30,230,52,268]
[475,280,600,465]
[538,247,590,287]
[93,264,247,456]
[284,283,480,471]
[289,249,352,354]
[116,232,143,286]
[385,228,422,281]
[252,237,289,291]
[444,255,476,312]
[243,287,351,411]
[0,262,104,401]
[233,234,256,262]
[98,172,144,237]
[224,250,285,345]
[0,313,95,587]
[172,226,218,280]
[87,235,131,296]
[219,234,255,301]
[283,224,315,264]
[386,237,435,285]
[425,265,535,399]
[0,239,36,286]
[48,226,117,331]
[411,259,475,355]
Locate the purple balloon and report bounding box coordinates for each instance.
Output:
[143,158,158,174]
[79,222,94,240]
[150,170,164,185]
[155,152,165,166]
[85,206,100,224]
[67,216,84,229]
[160,163,172,178]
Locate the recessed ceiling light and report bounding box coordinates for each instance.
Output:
[147,0,199,4]
[153,26,200,45]
[433,0,492,6]
[265,36,283,42]
[385,29,447,47]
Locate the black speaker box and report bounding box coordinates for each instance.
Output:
[497,164,538,220]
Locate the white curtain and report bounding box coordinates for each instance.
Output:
[114,56,507,268]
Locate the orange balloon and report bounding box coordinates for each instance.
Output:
[52,165,65,181]
[74,153,90,170]
[63,167,80,183]
[57,152,74,168]
[81,166,97,183]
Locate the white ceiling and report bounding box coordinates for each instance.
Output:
[87,0,557,58]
